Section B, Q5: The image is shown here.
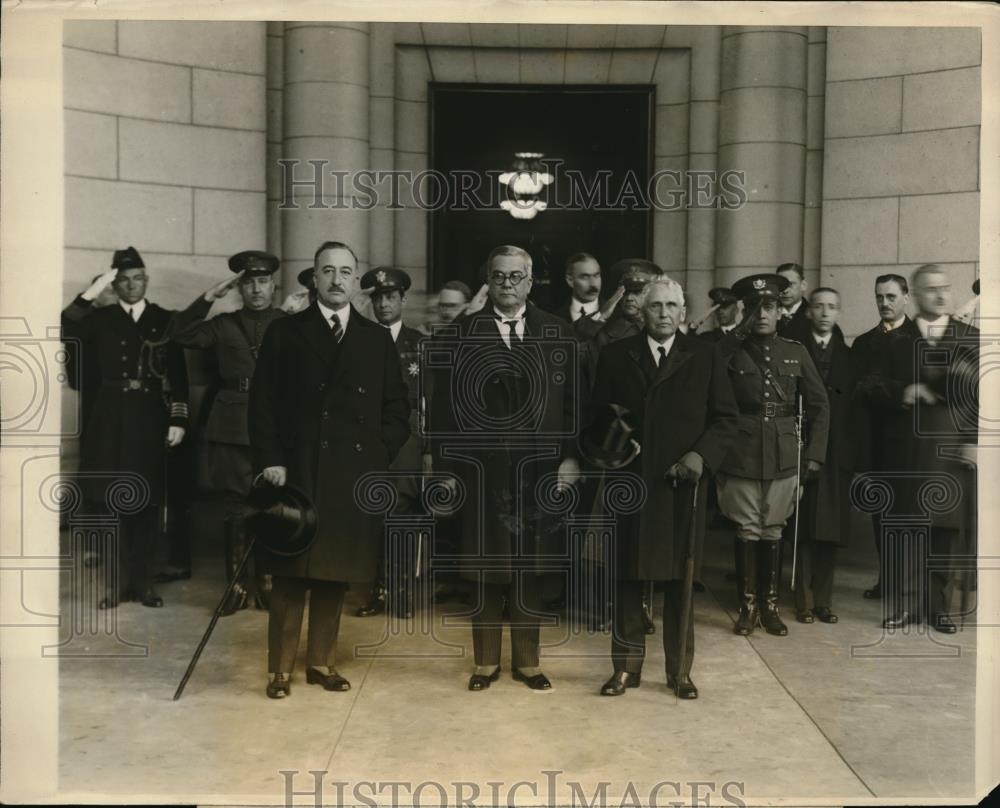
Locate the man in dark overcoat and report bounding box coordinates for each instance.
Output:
[428,244,580,692]
[776,262,811,342]
[858,264,978,634]
[792,287,858,624]
[589,278,737,699]
[171,250,285,613]
[248,240,410,698]
[850,273,920,600]
[552,252,603,334]
[61,247,189,609]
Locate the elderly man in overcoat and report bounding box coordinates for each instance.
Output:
[248,240,410,698]
[588,278,737,699]
[428,244,580,692]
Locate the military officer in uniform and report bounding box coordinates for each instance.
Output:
[61,247,190,609]
[171,250,286,614]
[355,266,427,619]
[716,273,830,636]
[697,287,740,342]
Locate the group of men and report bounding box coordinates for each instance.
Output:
[62,241,979,701]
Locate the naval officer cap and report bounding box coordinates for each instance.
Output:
[608,258,662,292]
[731,273,790,303]
[361,266,412,295]
[112,246,144,271]
[708,287,739,307]
[229,250,280,277]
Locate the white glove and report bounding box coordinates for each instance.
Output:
[81,268,119,301]
[166,426,186,447]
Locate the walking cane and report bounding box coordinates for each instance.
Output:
[173,538,256,700]
[790,393,804,593]
[676,479,700,682]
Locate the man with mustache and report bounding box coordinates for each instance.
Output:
[851,274,919,601]
[249,240,410,698]
[553,252,603,333]
[171,251,286,613]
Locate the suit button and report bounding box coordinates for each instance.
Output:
[764,392,770,398]
[319,383,326,391]
[322,410,329,419]
[764,356,771,362]
[120,340,126,346]
[358,415,365,424]
[121,355,127,361]
[357,386,365,394]
[122,372,128,378]
[354,443,363,452]
[321,440,329,449]
[764,417,770,422]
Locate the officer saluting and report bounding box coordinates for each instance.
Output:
[171,250,286,613]
[61,246,190,609]
[716,274,830,636]
[355,266,427,619]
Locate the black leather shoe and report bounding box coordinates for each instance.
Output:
[468,667,501,691]
[813,607,838,624]
[692,580,706,593]
[883,610,918,630]
[221,583,249,616]
[600,671,640,696]
[512,669,552,690]
[355,593,385,617]
[306,667,351,691]
[863,583,881,599]
[932,614,957,634]
[140,589,164,608]
[666,673,698,699]
[266,673,291,699]
[796,609,814,623]
[98,597,119,610]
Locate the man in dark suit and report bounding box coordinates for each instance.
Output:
[858,264,977,634]
[850,273,919,601]
[553,252,603,334]
[589,278,737,699]
[61,247,190,609]
[792,287,857,624]
[355,266,427,619]
[249,240,411,698]
[776,263,811,343]
[171,250,286,613]
[428,244,580,692]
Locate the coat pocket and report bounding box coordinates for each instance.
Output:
[776,419,799,472]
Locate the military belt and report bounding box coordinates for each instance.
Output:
[743,401,795,418]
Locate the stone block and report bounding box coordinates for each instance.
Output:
[193,69,266,131]
[468,24,519,48]
[826,26,981,82]
[688,100,719,154]
[652,209,688,272]
[370,96,395,150]
[652,50,691,105]
[718,86,806,146]
[193,189,266,256]
[615,25,667,48]
[420,23,473,46]
[520,50,567,84]
[608,49,658,84]
[283,82,369,141]
[267,88,283,142]
[903,67,981,132]
[717,142,805,204]
[284,26,369,86]
[656,103,689,157]
[820,197,898,265]
[721,30,807,91]
[517,24,569,48]
[564,50,612,85]
[716,201,804,268]
[369,24,396,98]
[118,21,266,73]
[428,47,477,83]
[807,41,826,97]
[63,20,116,53]
[898,192,979,263]
[566,25,617,49]
[806,95,825,151]
[395,99,428,155]
[64,110,117,179]
[825,77,901,138]
[473,48,522,83]
[393,207,429,268]
[396,47,430,102]
[266,27,284,89]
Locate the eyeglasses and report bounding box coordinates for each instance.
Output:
[489,271,528,286]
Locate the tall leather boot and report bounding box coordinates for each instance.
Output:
[734,538,758,635]
[221,514,250,616]
[758,540,788,636]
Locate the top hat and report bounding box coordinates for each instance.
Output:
[361,266,412,296]
[579,403,641,470]
[607,258,662,293]
[229,250,280,277]
[731,273,790,303]
[112,246,144,272]
[708,286,739,307]
[245,484,317,557]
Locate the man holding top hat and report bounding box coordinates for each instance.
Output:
[354,266,428,619]
[61,246,190,609]
[171,250,286,614]
[248,240,410,698]
[587,277,738,699]
[716,273,830,637]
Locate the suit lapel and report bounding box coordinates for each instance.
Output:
[624,334,655,387]
[297,303,337,368]
[330,307,364,385]
[650,332,694,388]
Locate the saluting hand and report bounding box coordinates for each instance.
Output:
[556,457,581,491]
[280,289,310,313]
[597,285,625,322]
[902,383,938,407]
[466,284,489,315]
[204,271,245,301]
[261,466,287,487]
[81,268,119,301]
[166,426,185,447]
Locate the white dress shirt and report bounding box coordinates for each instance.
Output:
[570,298,600,322]
[385,320,403,342]
[495,305,527,348]
[119,298,147,322]
[647,332,677,367]
[781,299,803,319]
[812,332,831,350]
[317,299,351,333]
[916,314,949,343]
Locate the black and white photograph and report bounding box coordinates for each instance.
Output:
[0,1,998,806]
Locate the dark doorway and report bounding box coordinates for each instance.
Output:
[429,83,653,310]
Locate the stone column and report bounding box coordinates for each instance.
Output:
[281,22,371,290]
[715,27,808,288]
[266,22,284,287]
[805,27,827,293]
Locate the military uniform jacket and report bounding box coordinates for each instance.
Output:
[248,303,411,582]
[171,296,285,446]
[718,334,830,480]
[589,331,738,579]
[61,297,189,506]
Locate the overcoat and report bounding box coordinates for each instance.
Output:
[62,299,189,506]
[248,303,411,582]
[798,329,858,546]
[428,303,578,584]
[390,323,428,503]
[589,331,738,580]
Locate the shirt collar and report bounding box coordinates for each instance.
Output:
[317,299,351,328]
[571,298,600,319]
[384,320,403,342]
[647,332,677,361]
[916,314,949,340]
[882,315,906,332]
[119,298,147,319]
[783,299,803,316]
[812,332,831,348]
[496,305,527,322]
[720,323,735,334]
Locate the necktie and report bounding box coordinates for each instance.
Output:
[657,345,667,367]
[330,313,343,343]
[579,306,586,319]
[503,319,520,347]
[129,306,136,322]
